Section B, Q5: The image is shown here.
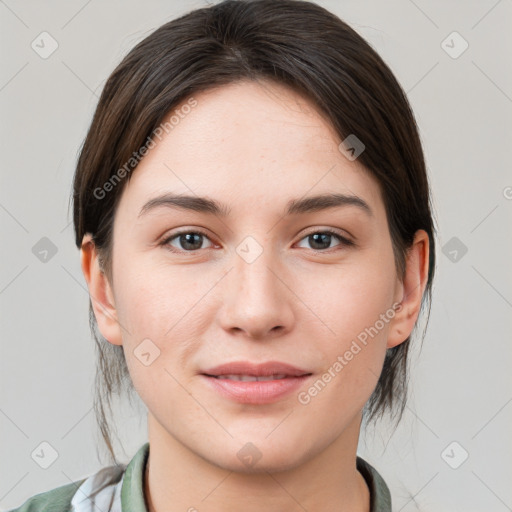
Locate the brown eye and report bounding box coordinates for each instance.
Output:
[296,230,354,251]
[162,230,213,252]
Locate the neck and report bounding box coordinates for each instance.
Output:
[144,412,370,512]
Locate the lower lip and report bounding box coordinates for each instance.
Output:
[201,374,312,404]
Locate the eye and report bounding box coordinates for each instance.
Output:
[161,230,214,253]
[296,229,354,251]
[160,228,354,254]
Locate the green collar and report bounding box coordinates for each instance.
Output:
[121,442,150,511]
[356,455,392,511]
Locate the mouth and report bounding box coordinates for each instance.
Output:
[201,360,311,378]
[200,361,313,404]
[204,374,298,381]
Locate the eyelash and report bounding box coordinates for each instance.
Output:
[160,228,355,254]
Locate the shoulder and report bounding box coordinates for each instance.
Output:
[7,443,149,512]
[7,478,87,512]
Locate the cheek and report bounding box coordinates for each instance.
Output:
[112,258,210,394]
[301,279,392,417]
[114,256,206,339]
[319,256,396,341]
[309,252,396,396]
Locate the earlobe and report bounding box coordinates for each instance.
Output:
[387,230,430,349]
[80,234,123,346]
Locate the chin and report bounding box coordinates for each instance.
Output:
[201,436,313,474]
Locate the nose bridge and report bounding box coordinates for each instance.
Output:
[233,234,281,298]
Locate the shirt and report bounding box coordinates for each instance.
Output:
[8,442,392,511]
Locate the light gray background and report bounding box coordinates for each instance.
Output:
[1,1,511,510]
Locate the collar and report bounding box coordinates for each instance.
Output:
[120,442,150,511]
[356,455,392,511]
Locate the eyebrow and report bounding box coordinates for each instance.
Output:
[138,192,373,219]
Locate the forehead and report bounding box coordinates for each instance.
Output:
[117,79,383,219]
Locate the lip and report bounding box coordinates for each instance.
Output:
[200,361,313,405]
[201,360,311,377]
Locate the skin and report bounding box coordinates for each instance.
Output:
[81,79,429,512]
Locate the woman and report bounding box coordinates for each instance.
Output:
[9,0,435,510]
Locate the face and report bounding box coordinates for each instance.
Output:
[87,79,417,473]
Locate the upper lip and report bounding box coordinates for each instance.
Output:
[201,361,311,377]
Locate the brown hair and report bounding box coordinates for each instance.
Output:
[71,0,437,464]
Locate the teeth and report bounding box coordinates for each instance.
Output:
[215,374,289,381]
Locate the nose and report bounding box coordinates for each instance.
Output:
[217,242,295,340]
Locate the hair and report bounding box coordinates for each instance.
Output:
[71,0,437,465]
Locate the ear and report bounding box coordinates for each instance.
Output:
[80,234,123,346]
[387,229,430,349]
